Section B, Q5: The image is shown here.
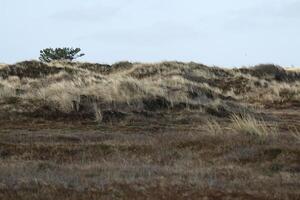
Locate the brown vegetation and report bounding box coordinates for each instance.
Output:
[0,61,299,199]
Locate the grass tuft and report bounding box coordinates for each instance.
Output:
[204,119,223,136]
[230,114,277,138]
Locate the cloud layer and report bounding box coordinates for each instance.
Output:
[0,0,299,66]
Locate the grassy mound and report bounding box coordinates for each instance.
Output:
[0,60,299,121]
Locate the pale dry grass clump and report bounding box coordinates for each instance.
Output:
[35,81,81,113]
[204,119,223,136]
[0,78,17,99]
[0,84,15,99]
[0,63,8,69]
[230,114,277,138]
[241,80,300,105]
[286,67,300,72]
[290,127,300,143]
[257,81,300,103]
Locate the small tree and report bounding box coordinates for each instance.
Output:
[39,47,85,62]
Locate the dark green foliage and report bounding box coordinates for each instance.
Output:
[39,48,85,62]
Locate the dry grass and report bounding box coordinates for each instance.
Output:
[290,126,300,143]
[0,61,299,199]
[204,119,223,136]
[0,114,299,199]
[0,60,299,119]
[230,114,278,138]
[286,67,300,72]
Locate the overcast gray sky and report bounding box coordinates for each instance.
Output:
[0,0,299,66]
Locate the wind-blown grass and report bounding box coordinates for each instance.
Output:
[230,114,277,137]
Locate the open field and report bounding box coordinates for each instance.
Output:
[0,61,300,199]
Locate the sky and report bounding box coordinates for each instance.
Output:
[0,0,299,66]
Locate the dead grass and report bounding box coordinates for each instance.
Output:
[230,114,278,138]
[0,114,299,199]
[0,61,299,199]
[204,119,223,136]
[286,67,300,72]
[0,60,299,119]
[290,126,300,143]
